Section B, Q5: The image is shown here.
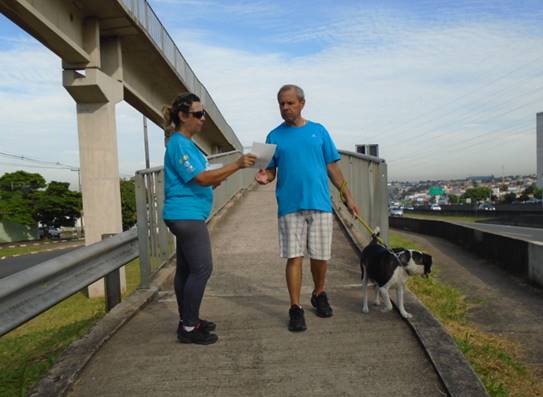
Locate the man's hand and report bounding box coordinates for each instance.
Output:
[255,169,271,185]
[236,154,257,169]
[344,197,360,218]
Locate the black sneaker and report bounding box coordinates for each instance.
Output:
[177,319,216,334]
[311,291,333,317]
[288,305,307,332]
[177,324,218,345]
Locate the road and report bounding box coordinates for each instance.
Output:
[456,222,543,243]
[0,247,79,279]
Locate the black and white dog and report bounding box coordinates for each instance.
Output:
[360,230,432,318]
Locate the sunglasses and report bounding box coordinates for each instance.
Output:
[189,110,206,119]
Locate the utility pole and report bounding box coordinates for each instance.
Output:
[143,115,150,169]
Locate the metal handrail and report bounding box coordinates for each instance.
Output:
[0,229,139,336]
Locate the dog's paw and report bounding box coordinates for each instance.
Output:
[372,301,380,307]
[401,312,413,319]
[362,306,369,314]
[380,306,393,313]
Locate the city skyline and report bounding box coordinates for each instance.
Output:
[1,0,543,186]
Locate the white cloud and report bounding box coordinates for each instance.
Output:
[170,15,543,180]
[1,4,543,184]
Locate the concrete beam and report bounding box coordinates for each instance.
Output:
[0,0,90,64]
[63,69,123,103]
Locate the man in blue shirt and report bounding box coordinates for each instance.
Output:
[256,84,359,332]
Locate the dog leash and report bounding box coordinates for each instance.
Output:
[339,181,387,246]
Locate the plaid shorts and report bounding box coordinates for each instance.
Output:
[278,210,333,260]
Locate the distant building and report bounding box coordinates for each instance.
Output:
[538,113,543,188]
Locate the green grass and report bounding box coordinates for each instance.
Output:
[0,259,141,397]
[403,213,492,223]
[389,232,543,397]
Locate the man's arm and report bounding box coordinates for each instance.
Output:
[327,162,360,217]
[255,168,276,185]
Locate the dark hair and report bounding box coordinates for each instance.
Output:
[162,93,201,137]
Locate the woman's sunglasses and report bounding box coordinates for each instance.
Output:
[189,110,206,119]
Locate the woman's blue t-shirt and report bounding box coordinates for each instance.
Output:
[163,133,213,221]
[265,121,340,217]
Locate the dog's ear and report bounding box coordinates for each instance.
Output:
[422,253,432,267]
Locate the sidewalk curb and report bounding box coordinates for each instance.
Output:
[28,183,256,397]
[333,202,489,397]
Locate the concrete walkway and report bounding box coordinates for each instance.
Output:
[67,184,446,397]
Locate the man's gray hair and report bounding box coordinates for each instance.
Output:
[277,84,305,101]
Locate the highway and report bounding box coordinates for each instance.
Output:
[0,247,79,279]
[456,222,543,243]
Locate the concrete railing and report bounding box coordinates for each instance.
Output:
[134,150,254,288]
[390,217,543,288]
[333,151,389,244]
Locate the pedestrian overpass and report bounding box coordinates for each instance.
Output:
[0,0,241,295]
[0,1,488,396]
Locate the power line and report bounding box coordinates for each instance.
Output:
[0,162,77,170]
[0,151,78,170]
[0,151,134,178]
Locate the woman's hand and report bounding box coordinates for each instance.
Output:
[236,154,257,169]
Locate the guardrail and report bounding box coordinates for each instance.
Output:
[332,151,389,243]
[0,229,138,336]
[134,150,254,288]
[390,217,543,288]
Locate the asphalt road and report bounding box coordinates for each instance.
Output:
[0,247,79,279]
[456,222,543,243]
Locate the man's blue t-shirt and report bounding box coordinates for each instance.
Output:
[163,133,213,221]
[266,121,340,217]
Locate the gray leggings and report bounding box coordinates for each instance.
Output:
[165,220,213,327]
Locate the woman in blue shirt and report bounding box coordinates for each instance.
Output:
[163,93,256,345]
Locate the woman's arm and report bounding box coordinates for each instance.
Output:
[194,154,256,187]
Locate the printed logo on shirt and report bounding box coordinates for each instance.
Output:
[179,154,195,173]
[311,134,317,138]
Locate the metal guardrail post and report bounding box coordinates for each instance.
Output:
[135,173,151,288]
[102,234,122,311]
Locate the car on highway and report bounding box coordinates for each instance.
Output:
[430,204,442,211]
[389,206,404,217]
[478,203,496,211]
[47,227,61,239]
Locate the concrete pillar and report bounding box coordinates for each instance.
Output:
[537,113,543,189]
[63,19,126,297]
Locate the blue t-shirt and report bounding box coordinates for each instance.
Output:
[266,121,340,217]
[163,133,213,221]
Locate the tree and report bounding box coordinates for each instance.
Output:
[447,194,460,204]
[120,179,137,230]
[0,170,46,193]
[0,171,46,225]
[501,192,517,204]
[461,187,492,203]
[34,182,82,228]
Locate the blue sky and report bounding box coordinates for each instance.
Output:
[1,1,543,185]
